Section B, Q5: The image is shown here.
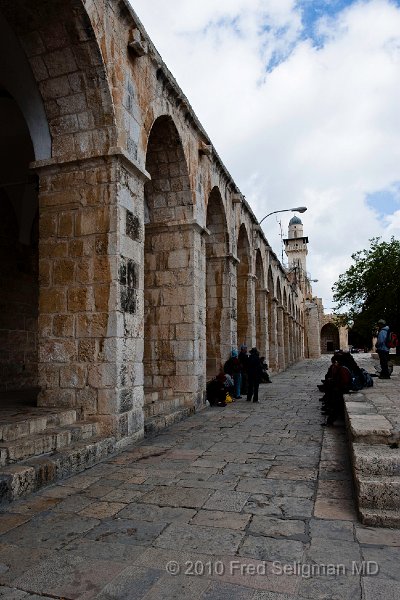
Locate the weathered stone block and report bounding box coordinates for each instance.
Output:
[60,364,87,389]
[53,314,74,337]
[39,340,76,363]
[40,213,58,238]
[76,208,110,236]
[98,388,118,414]
[39,289,67,314]
[88,363,118,388]
[76,313,108,337]
[58,212,75,237]
[78,339,97,362]
[40,75,71,100]
[53,259,75,285]
[68,287,91,313]
[44,48,77,77]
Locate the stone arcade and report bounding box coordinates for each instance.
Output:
[0,0,321,499]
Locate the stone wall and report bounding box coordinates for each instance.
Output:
[0,0,314,443]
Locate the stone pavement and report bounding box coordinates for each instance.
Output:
[0,357,399,600]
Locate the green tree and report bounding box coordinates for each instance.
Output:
[332,237,400,347]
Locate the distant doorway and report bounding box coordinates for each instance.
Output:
[321,323,340,354]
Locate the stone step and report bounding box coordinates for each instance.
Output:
[0,408,77,442]
[352,443,400,477]
[144,388,174,404]
[359,507,400,528]
[346,411,396,444]
[0,435,117,504]
[0,421,100,466]
[145,405,195,436]
[144,395,188,419]
[356,475,400,511]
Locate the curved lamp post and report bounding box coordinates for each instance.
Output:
[258,206,307,226]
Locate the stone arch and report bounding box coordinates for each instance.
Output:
[0,0,123,417]
[255,250,267,356]
[144,115,193,224]
[237,224,251,348]
[321,323,340,354]
[0,13,50,160]
[0,0,117,162]
[205,186,229,377]
[143,114,194,422]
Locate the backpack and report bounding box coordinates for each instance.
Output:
[386,330,399,348]
[360,368,374,388]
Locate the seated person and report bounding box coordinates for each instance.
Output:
[260,356,271,383]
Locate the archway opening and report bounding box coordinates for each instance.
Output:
[0,88,38,402]
[255,251,265,353]
[267,267,276,370]
[143,116,193,417]
[237,226,250,348]
[321,323,340,353]
[205,187,228,378]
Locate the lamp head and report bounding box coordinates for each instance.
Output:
[291,206,307,213]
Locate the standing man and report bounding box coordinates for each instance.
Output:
[246,347,263,403]
[238,344,249,395]
[376,319,391,379]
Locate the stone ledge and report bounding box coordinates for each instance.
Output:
[358,507,400,528]
[352,443,400,477]
[347,413,394,444]
[0,435,117,504]
[145,406,195,436]
[345,375,400,527]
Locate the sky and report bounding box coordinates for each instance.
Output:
[131,0,400,310]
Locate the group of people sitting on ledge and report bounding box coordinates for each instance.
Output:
[207,344,271,407]
[319,350,373,427]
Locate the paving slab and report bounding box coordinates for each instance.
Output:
[0,356,399,598]
[153,523,244,554]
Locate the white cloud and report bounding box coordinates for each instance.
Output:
[131,0,400,308]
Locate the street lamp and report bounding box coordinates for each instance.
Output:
[258,206,307,226]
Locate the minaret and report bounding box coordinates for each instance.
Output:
[283,215,309,291]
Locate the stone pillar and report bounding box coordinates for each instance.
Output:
[205,253,237,377]
[277,304,285,372]
[247,273,257,348]
[268,297,278,372]
[283,311,290,369]
[144,220,206,410]
[289,315,295,364]
[255,288,268,358]
[34,152,146,443]
[295,321,300,361]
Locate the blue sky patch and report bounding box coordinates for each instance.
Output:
[296,0,358,46]
[366,184,400,216]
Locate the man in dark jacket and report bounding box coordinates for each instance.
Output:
[238,344,249,394]
[246,347,263,403]
[376,319,391,379]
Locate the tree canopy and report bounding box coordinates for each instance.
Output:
[332,237,400,343]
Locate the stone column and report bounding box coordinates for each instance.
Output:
[289,315,295,364]
[244,273,257,348]
[255,288,268,358]
[34,151,147,443]
[144,220,207,411]
[283,311,290,369]
[268,297,278,372]
[277,304,285,372]
[205,253,237,378]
